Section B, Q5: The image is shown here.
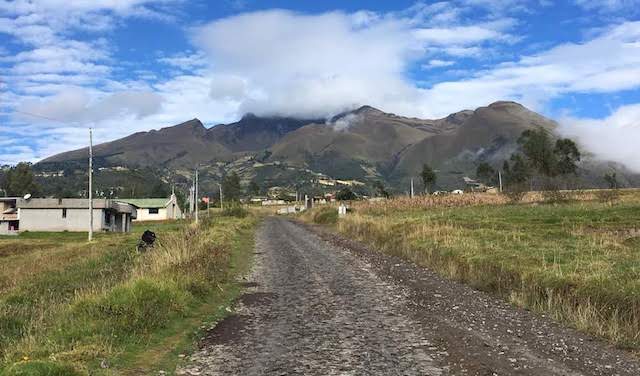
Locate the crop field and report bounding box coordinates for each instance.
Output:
[0,213,257,375]
[306,190,640,350]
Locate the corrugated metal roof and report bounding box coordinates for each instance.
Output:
[119,198,170,208]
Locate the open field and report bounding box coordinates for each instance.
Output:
[302,189,640,351]
[0,213,257,375]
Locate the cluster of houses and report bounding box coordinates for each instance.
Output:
[0,194,182,235]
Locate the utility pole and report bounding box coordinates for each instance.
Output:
[410,178,415,198]
[219,184,223,210]
[498,170,503,192]
[194,168,199,224]
[88,128,93,242]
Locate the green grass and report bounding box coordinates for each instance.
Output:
[0,215,258,375]
[318,194,640,350]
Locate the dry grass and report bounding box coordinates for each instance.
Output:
[0,215,257,375]
[306,190,640,350]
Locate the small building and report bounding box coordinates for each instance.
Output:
[17,198,137,232]
[120,194,182,221]
[0,197,19,235]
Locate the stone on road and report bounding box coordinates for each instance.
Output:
[178,217,640,375]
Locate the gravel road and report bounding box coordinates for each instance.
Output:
[177,217,640,376]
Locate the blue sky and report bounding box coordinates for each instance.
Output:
[1,0,639,169]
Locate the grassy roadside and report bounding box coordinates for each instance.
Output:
[302,192,640,350]
[0,212,258,375]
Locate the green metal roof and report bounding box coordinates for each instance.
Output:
[119,198,169,208]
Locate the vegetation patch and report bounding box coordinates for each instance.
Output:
[307,191,640,350]
[0,215,258,375]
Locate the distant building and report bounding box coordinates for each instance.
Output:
[0,198,19,235]
[17,198,137,232]
[463,177,491,192]
[120,193,182,221]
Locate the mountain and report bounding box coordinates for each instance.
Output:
[39,102,640,194]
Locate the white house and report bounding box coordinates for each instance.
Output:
[17,198,137,232]
[120,193,182,221]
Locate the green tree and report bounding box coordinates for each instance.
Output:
[420,164,436,194]
[247,180,261,196]
[221,172,242,202]
[516,129,581,177]
[149,182,170,197]
[554,138,581,175]
[517,128,556,176]
[336,187,357,201]
[373,180,390,198]
[1,162,40,196]
[476,162,496,185]
[503,154,530,186]
[604,172,619,189]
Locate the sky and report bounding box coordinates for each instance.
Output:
[0,0,639,169]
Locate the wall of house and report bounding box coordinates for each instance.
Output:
[134,207,168,221]
[0,221,11,235]
[18,208,106,232]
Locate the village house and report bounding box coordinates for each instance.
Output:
[0,197,19,235]
[17,198,137,232]
[120,193,182,221]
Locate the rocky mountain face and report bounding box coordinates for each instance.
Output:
[40,101,639,192]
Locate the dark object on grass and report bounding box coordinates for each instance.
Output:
[136,230,156,252]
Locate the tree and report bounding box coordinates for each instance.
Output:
[517,128,556,176]
[221,172,242,202]
[476,162,496,185]
[336,187,357,201]
[247,180,261,196]
[149,182,170,197]
[421,164,436,194]
[373,180,390,198]
[554,138,581,175]
[0,162,40,196]
[503,155,530,186]
[604,172,619,189]
[517,128,581,178]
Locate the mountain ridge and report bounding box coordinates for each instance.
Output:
[39,101,640,192]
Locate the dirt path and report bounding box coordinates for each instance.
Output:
[177,217,640,375]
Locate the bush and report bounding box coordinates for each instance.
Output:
[221,203,248,218]
[312,207,339,225]
[75,278,189,336]
[503,183,528,204]
[2,361,83,376]
[596,189,621,205]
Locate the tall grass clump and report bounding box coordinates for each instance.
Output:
[0,214,256,375]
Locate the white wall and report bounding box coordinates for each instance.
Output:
[19,208,106,232]
[134,207,168,221]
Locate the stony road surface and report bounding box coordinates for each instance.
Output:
[177,217,640,375]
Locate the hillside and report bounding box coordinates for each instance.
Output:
[38,102,640,194]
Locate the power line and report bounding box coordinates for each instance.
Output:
[12,109,79,124]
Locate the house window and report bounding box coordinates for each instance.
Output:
[149,208,159,214]
[62,208,67,218]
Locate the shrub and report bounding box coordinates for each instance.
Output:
[221,203,248,218]
[503,183,528,204]
[312,207,338,225]
[74,278,189,336]
[596,189,621,205]
[2,361,83,376]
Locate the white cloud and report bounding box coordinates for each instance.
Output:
[574,0,640,13]
[190,9,514,118]
[422,59,456,69]
[16,88,163,124]
[559,103,640,172]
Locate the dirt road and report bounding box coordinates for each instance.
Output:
[177,217,640,375]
